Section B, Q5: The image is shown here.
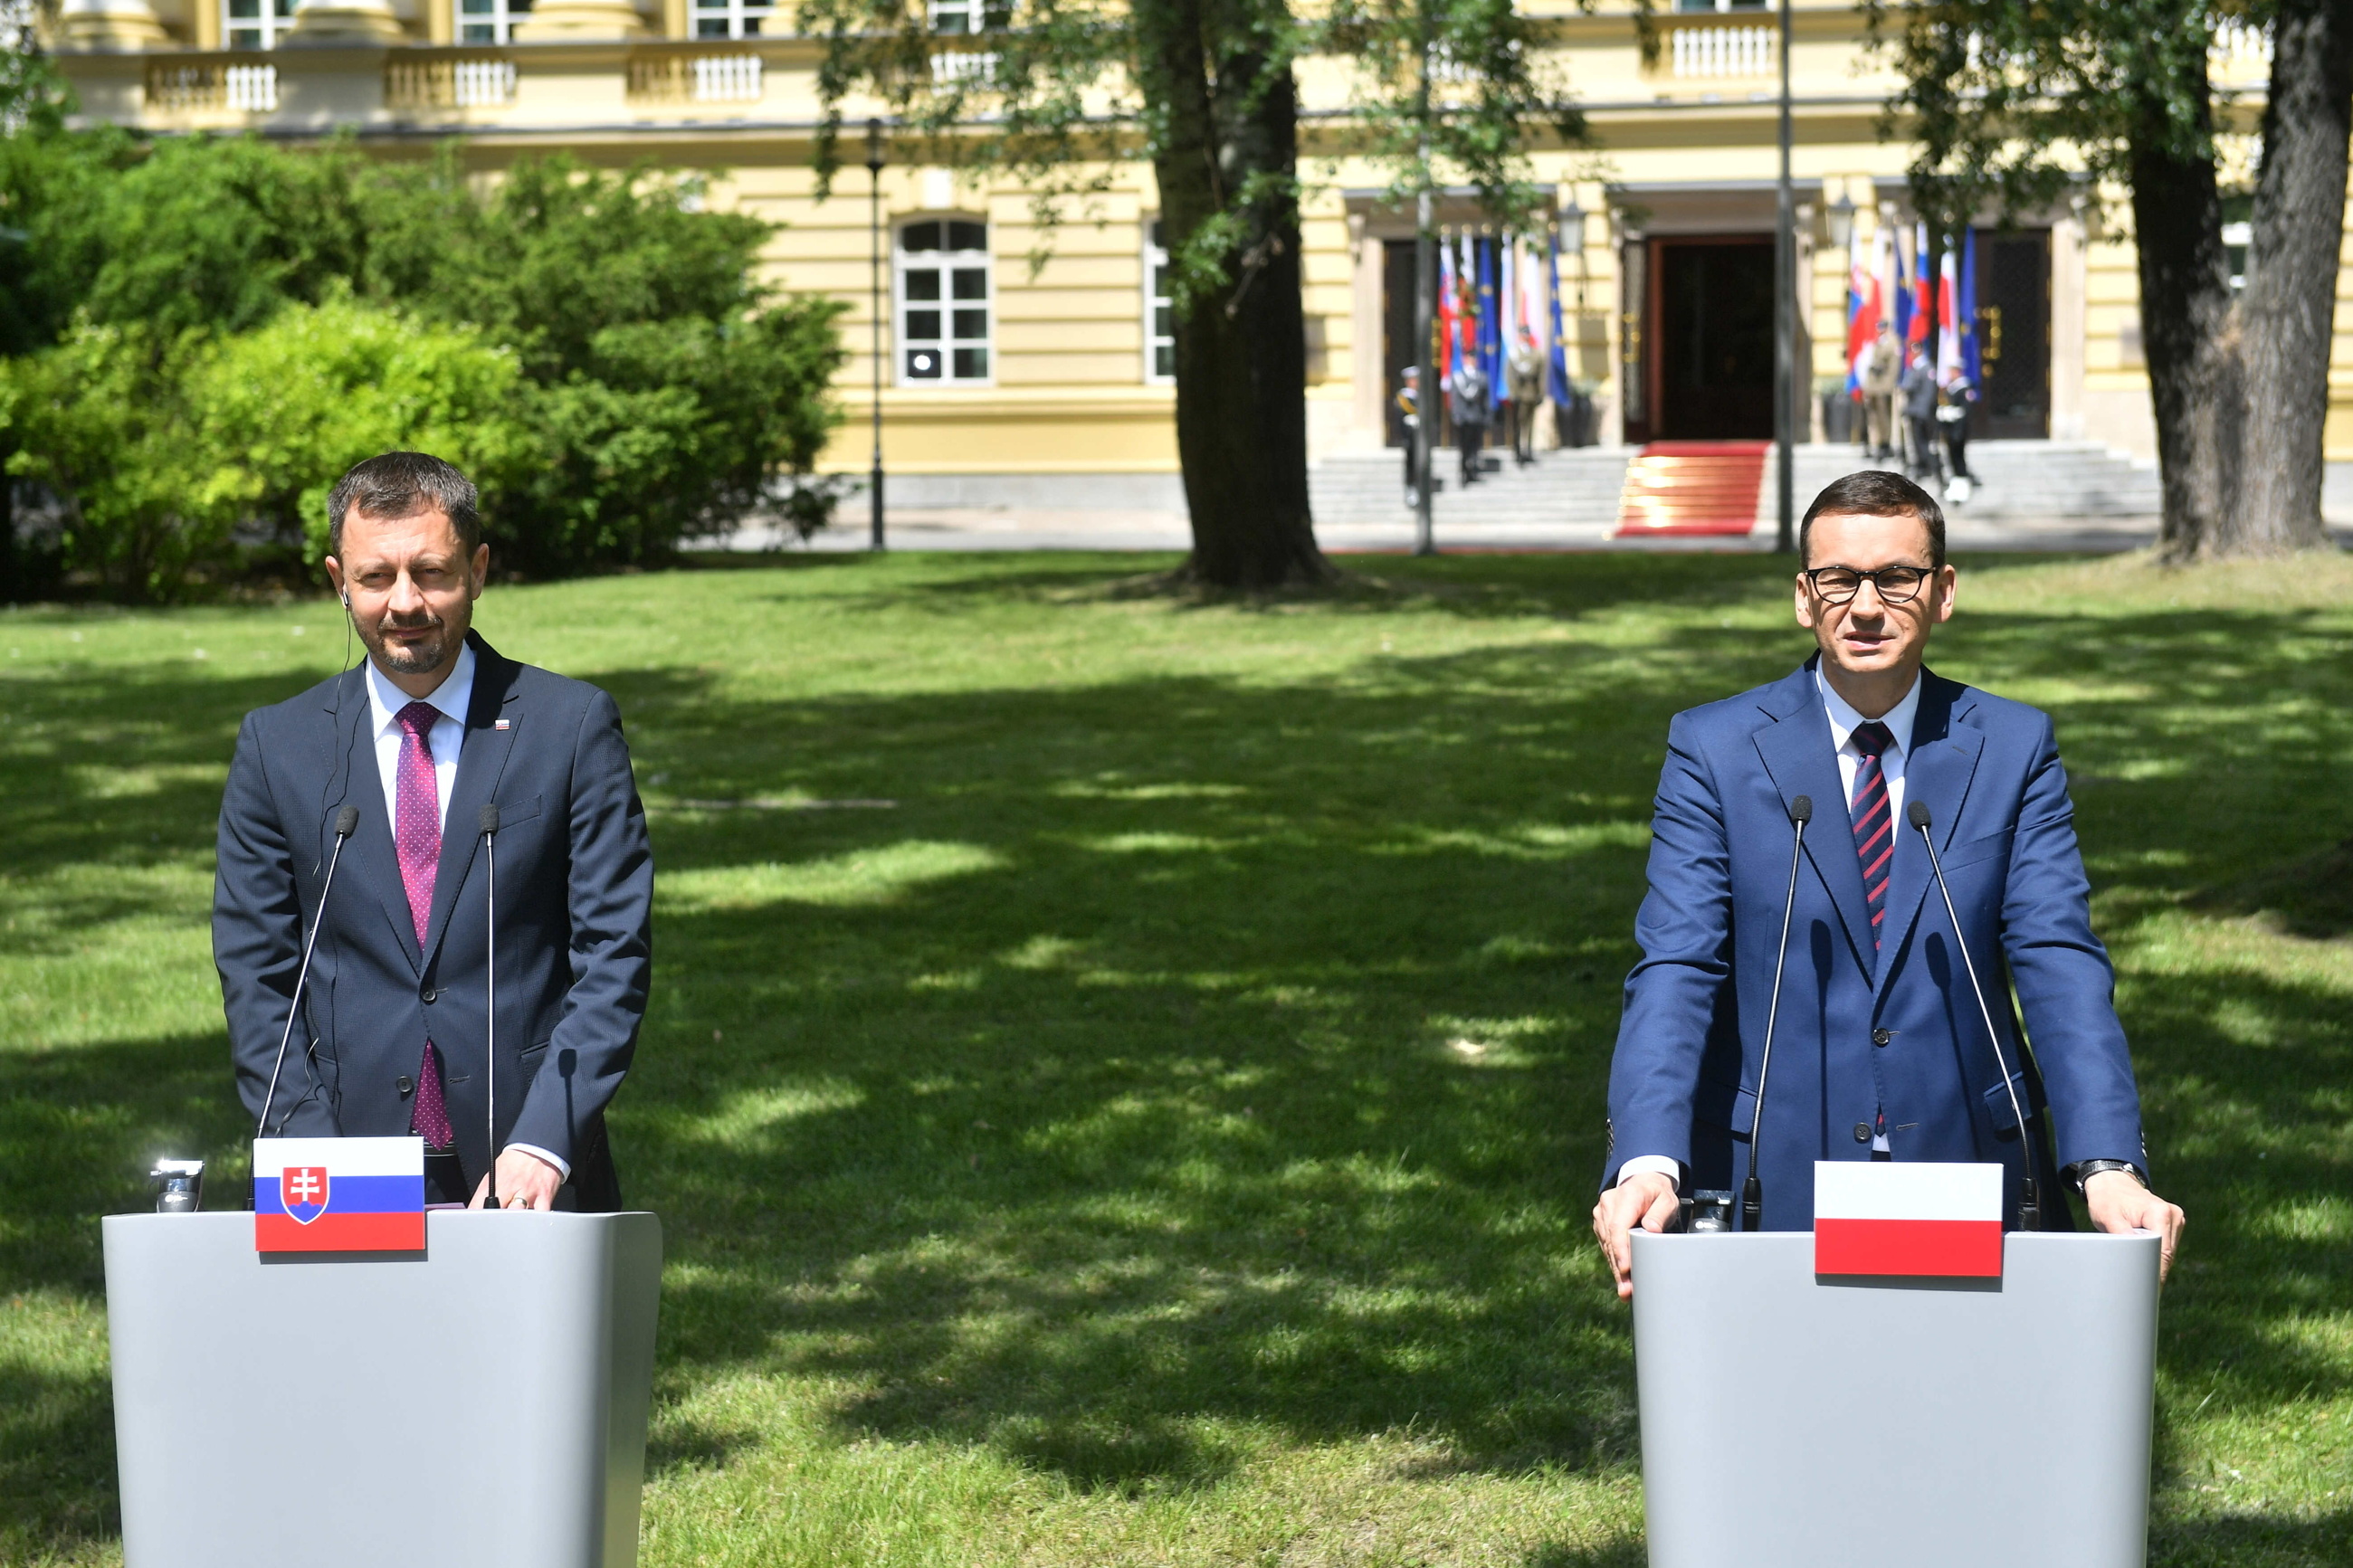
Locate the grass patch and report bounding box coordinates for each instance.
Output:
[2,548,2348,1565]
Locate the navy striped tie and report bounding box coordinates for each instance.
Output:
[1850,721,1895,949]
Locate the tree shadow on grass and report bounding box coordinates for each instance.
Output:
[0,1358,117,1563]
[4,561,2350,1535]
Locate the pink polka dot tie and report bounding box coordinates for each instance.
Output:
[395,701,454,1151]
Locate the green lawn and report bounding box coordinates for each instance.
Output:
[3,549,2348,1566]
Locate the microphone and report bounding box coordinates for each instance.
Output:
[256,805,361,1145]
[1740,794,1811,1231]
[480,802,501,1212]
[1908,799,2040,1231]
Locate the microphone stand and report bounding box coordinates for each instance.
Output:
[481,803,500,1212]
[1741,794,1811,1231]
[254,805,362,1198]
[1908,800,2040,1231]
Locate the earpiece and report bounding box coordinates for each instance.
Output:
[341,592,350,608]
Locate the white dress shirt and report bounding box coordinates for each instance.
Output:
[1614,668,1925,1191]
[363,646,568,1182]
[365,643,473,836]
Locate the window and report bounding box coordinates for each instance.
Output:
[455,0,529,44]
[1145,219,1175,383]
[928,0,1009,33]
[692,0,771,38]
[224,0,294,49]
[898,219,992,385]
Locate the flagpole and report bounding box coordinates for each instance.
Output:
[1774,0,1796,554]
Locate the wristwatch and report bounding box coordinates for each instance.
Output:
[2065,1159,2148,1197]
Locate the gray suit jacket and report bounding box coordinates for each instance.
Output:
[214,631,653,1206]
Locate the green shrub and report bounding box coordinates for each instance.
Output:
[0,299,530,600]
[0,132,846,597]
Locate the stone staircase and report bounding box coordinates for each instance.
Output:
[1786,441,2160,520]
[1308,445,1632,529]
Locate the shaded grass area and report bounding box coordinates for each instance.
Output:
[2,549,2348,1564]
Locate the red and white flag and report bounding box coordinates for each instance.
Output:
[1815,1162,2005,1278]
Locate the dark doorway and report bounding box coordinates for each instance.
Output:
[1972,230,2050,439]
[1382,240,1420,448]
[1654,238,1775,441]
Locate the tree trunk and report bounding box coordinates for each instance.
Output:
[1138,0,1333,589]
[2233,0,2353,555]
[2126,73,2243,563]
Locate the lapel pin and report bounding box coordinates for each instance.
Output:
[495,718,511,731]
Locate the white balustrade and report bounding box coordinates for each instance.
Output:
[690,52,762,102]
[930,49,997,85]
[1669,24,1774,80]
[453,58,517,106]
[224,63,278,111]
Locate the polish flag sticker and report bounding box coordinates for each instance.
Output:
[1815,1161,2005,1278]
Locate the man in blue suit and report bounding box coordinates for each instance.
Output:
[1593,470,2183,1297]
[214,452,653,1212]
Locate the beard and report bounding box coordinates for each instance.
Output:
[367,612,452,675]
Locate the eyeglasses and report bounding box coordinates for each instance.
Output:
[1803,565,1934,605]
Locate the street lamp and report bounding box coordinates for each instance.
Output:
[1827,191,1855,252]
[866,117,886,552]
[1772,0,1796,554]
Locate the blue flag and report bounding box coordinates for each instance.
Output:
[1548,223,1572,404]
[1958,228,1980,389]
[1478,237,1504,413]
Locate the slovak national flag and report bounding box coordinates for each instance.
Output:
[1814,1161,2005,1278]
[253,1136,425,1253]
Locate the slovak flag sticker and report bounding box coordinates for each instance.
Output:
[281,1165,330,1224]
[1815,1161,2005,1278]
[253,1136,425,1253]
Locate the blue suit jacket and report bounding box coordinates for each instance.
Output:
[1605,658,2147,1230]
[214,632,653,1203]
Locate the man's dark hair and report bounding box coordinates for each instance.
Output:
[1799,470,1946,569]
[327,452,482,560]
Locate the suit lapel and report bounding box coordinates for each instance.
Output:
[421,634,523,970]
[1750,662,1875,976]
[1874,672,1985,987]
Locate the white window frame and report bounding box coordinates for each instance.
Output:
[1144,218,1175,385]
[222,0,295,50]
[454,0,529,44]
[896,217,994,387]
[691,0,772,39]
[927,0,1007,33]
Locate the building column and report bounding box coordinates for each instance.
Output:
[2050,195,2090,442]
[513,0,646,40]
[282,0,405,43]
[57,0,173,49]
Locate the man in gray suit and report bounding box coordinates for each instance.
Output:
[214,452,653,1210]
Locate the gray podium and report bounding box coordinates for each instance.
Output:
[104,1210,662,1568]
[1630,1231,2159,1568]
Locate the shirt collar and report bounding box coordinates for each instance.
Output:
[366,641,476,738]
[1815,664,1923,756]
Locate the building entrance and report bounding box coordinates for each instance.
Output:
[1972,230,2051,439]
[1643,236,1776,442]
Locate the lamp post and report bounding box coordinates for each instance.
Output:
[1773,0,1796,555]
[866,118,886,552]
[1412,0,1437,557]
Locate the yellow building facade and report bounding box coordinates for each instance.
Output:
[50,1,2353,495]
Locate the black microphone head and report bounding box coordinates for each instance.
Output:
[1788,794,1812,824]
[334,804,360,837]
[1907,799,1933,831]
[479,803,500,835]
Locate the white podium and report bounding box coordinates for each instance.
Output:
[1630,1231,2159,1568]
[104,1210,662,1568]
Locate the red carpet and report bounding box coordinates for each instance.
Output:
[1613,441,1768,537]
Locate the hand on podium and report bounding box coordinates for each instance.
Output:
[470,1147,565,1212]
[2084,1170,2185,1281]
[1592,1170,1680,1300]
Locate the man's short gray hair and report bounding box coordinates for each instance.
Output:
[327,452,482,560]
